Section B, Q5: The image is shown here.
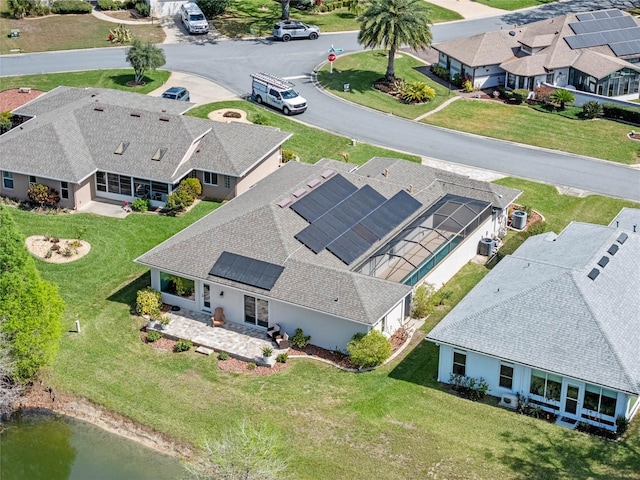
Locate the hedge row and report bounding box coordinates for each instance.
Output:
[51,0,93,13]
[602,103,640,125]
[98,0,132,10]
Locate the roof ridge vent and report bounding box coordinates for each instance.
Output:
[159,116,170,122]
[587,268,600,281]
[617,232,628,244]
[94,105,105,112]
[277,198,292,208]
[130,111,142,117]
[292,188,306,198]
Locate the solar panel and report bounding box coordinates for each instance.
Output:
[570,16,636,34]
[290,174,357,223]
[610,40,640,57]
[209,251,284,291]
[360,190,422,239]
[576,12,595,21]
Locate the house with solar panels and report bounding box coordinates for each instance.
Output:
[135,157,520,351]
[426,209,640,432]
[0,86,291,210]
[433,8,640,98]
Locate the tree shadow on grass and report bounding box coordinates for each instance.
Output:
[107,271,151,315]
[496,424,640,480]
[108,73,156,88]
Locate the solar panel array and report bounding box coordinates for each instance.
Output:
[209,251,284,291]
[291,174,422,265]
[567,9,640,56]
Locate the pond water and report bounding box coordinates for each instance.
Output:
[0,411,183,480]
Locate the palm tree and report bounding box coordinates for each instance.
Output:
[550,88,575,110]
[357,0,432,83]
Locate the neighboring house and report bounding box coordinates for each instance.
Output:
[426,209,640,432]
[0,86,291,210]
[433,8,640,98]
[135,157,520,351]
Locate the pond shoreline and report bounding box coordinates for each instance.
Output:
[12,384,195,462]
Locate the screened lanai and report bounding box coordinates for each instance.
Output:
[355,194,492,286]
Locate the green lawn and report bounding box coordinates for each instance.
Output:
[188,100,421,164]
[317,51,453,119]
[0,0,164,55]
[472,0,555,10]
[0,70,171,95]
[6,177,640,479]
[211,0,461,37]
[422,99,639,164]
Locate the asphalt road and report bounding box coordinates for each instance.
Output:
[1,8,639,201]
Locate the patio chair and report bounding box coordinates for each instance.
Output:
[276,332,289,349]
[267,323,280,339]
[212,307,226,327]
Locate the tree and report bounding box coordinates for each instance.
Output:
[196,0,232,18]
[0,111,13,134]
[550,88,575,110]
[7,0,29,18]
[0,326,23,417]
[125,39,166,85]
[184,421,289,480]
[280,0,289,20]
[357,0,432,83]
[0,207,64,381]
[347,330,392,368]
[411,283,435,318]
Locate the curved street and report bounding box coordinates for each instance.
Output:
[1,2,639,201]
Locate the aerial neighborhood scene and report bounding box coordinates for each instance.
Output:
[1,0,639,477]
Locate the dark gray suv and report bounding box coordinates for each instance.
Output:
[272,21,320,42]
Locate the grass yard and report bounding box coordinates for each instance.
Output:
[472,0,556,10]
[188,100,421,164]
[422,99,639,164]
[317,51,453,119]
[6,177,640,479]
[0,70,171,94]
[0,0,164,55]
[211,0,461,38]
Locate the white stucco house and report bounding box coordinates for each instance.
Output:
[135,157,520,351]
[433,8,640,98]
[0,86,290,210]
[427,208,640,432]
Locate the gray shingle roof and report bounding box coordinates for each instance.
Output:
[136,159,520,326]
[2,86,290,184]
[427,218,640,394]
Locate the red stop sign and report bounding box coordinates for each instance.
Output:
[328,53,337,62]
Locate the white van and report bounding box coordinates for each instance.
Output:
[180,3,209,34]
[250,72,307,115]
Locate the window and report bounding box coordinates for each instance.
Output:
[224,175,231,189]
[96,172,106,192]
[133,178,151,198]
[2,171,14,189]
[453,351,466,376]
[29,175,37,185]
[159,272,195,300]
[105,173,132,196]
[60,181,69,200]
[244,295,269,328]
[584,384,617,417]
[499,363,514,389]
[203,172,218,185]
[530,370,561,402]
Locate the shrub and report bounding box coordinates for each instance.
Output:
[463,80,474,93]
[281,149,296,162]
[290,328,311,349]
[276,352,288,363]
[449,373,489,401]
[98,0,127,9]
[27,184,50,207]
[399,81,436,104]
[146,330,162,342]
[347,330,392,368]
[411,283,435,318]
[180,178,202,199]
[196,0,232,17]
[51,0,93,14]
[110,24,132,44]
[582,101,602,119]
[616,415,630,437]
[513,89,529,101]
[164,192,187,214]
[131,197,150,212]
[602,103,640,125]
[134,1,149,16]
[174,339,192,352]
[136,287,162,317]
[430,64,450,82]
[217,351,229,360]
[262,346,273,358]
[534,86,553,103]
[247,362,257,370]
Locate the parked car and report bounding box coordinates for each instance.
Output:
[272,21,320,42]
[180,3,209,34]
[161,87,190,101]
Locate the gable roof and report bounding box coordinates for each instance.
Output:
[2,86,291,184]
[136,158,520,326]
[434,9,639,79]
[427,218,640,394]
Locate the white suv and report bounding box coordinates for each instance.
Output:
[180,3,209,34]
[272,21,320,42]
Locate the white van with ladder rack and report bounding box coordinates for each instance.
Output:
[250,72,307,115]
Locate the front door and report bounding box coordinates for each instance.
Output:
[564,383,580,417]
[203,284,211,312]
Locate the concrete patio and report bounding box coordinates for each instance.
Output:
[149,308,287,366]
